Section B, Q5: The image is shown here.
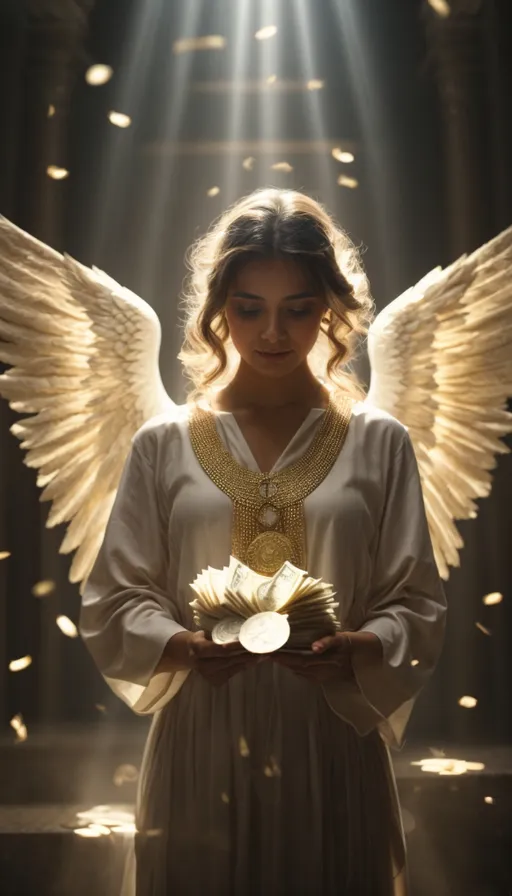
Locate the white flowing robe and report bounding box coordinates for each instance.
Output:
[80,400,447,896]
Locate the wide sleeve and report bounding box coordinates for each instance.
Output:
[322,429,447,749]
[79,433,190,714]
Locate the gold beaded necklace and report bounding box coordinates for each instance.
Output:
[188,393,352,575]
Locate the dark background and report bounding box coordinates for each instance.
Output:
[0,0,511,744]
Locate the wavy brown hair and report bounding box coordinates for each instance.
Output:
[178,188,374,403]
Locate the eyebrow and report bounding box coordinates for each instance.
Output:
[231,290,315,301]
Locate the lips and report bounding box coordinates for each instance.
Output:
[257,350,291,356]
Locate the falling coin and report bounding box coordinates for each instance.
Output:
[239,611,290,654]
[212,616,244,645]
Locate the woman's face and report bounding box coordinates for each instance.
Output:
[224,257,326,378]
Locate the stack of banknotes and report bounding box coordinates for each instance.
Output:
[189,555,340,653]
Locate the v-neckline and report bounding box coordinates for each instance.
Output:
[216,407,327,475]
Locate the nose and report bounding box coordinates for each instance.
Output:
[260,309,288,344]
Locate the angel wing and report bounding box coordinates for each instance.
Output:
[367,226,512,579]
[0,215,175,590]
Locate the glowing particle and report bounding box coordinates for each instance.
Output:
[337,174,358,189]
[242,156,256,171]
[306,79,325,91]
[9,656,32,673]
[56,615,78,638]
[10,714,28,743]
[427,0,450,17]
[411,757,484,776]
[173,35,226,55]
[47,166,69,181]
[484,796,494,805]
[207,186,220,197]
[483,592,503,606]
[458,695,477,709]
[271,162,293,173]
[255,25,278,41]
[95,704,107,714]
[266,74,277,86]
[410,658,420,666]
[221,792,230,804]
[108,111,131,128]
[0,551,10,561]
[32,579,56,597]
[239,736,250,757]
[475,622,491,636]
[85,64,113,86]
[113,764,139,787]
[48,105,55,118]
[332,148,355,163]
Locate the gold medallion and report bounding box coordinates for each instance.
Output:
[246,531,295,576]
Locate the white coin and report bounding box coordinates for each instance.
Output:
[212,616,243,645]
[239,612,290,654]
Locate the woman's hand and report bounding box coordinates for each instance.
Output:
[272,632,354,683]
[161,630,258,686]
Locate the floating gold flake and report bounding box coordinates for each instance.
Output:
[429,747,446,758]
[476,622,491,636]
[483,592,503,606]
[484,796,494,805]
[427,0,451,17]
[56,615,78,638]
[0,551,11,561]
[48,105,55,118]
[410,658,420,666]
[95,704,107,714]
[113,764,139,787]
[32,579,56,597]
[207,186,220,197]
[47,166,69,181]
[239,735,250,757]
[307,79,325,91]
[221,792,230,804]
[266,74,277,86]
[242,156,256,171]
[9,656,32,673]
[332,148,354,163]
[255,25,278,41]
[86,64,113,86]
[108,111,131,128]
[146,829,163,837]
[173,36,226,55]
[263,754,281,777]
[412,757,484,776]
[458,695,477,709]
[10,714,28,742]
[271,161,293,173]
[337,174,358,189]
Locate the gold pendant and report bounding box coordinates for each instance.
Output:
[246,531,295,575]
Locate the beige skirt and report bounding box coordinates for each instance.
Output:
[134,662,407,896]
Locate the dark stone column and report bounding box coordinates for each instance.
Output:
[422,0,490,256]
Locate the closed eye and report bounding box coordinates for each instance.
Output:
[235,306,314,317]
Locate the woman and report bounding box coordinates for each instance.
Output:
[80,188,447,895]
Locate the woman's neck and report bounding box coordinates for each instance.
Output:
[212,361,330,411]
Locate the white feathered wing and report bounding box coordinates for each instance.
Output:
[367,226,512,579]
[0,215,174,590]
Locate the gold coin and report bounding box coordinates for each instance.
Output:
[246,531,294,575]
